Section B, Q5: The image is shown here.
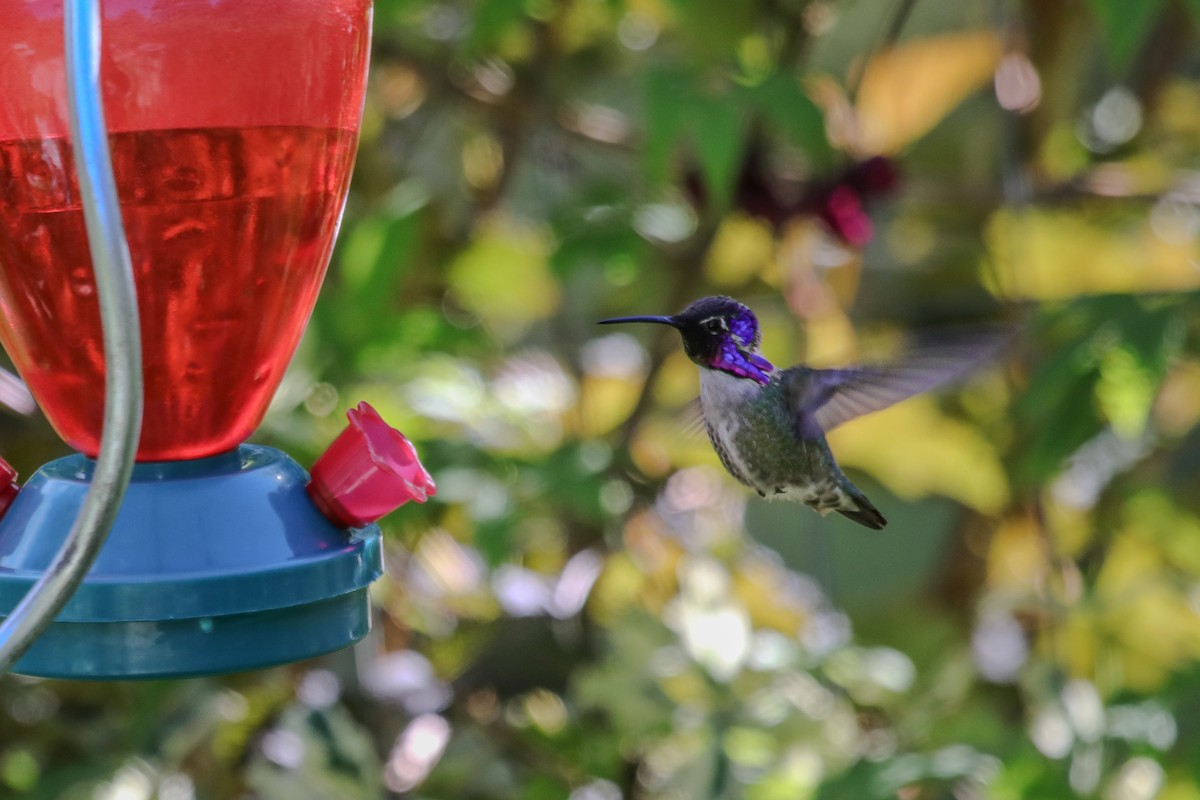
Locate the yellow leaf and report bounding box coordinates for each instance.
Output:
[1106,586,1200,692]
[984,207,1200,300]
[1088,520,1200,691]
[1096,533,1163,597]
[1159,780,1200,800]
[733,562,809,635]
[556,0,619,53]
[592,515,689,623]
[1154,359,1200,437]
[827,394,1010,515]
[800,312,858,368]
[1055,609,1101,680]
[986,516,1046,592]
[1157,81,1200,141]
[1042,494,1095,559]
[1120,492,1200,577]
[448,216,560,338]
[659,670,714,706]
[577,375,643,438]
[590,552,648,624]
[855,31,1003,154]
[704,214,776,286]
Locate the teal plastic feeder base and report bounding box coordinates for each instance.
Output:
[0,446,383,679]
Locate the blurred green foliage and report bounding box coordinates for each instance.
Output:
[6,0,1200,798]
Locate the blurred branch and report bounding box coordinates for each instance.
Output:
[771,0,816,70]
[846,0,920,102]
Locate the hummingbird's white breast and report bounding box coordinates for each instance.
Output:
[699,369,765,492]
[699,367,850,511]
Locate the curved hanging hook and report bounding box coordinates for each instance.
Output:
[0,0,143,672]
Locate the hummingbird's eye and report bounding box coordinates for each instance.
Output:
[702,318,725,334]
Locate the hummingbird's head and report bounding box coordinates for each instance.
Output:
[599,296,775,384]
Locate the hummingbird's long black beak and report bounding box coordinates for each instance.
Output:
[597,315,679,327]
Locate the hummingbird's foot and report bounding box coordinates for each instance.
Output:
[756,488,767,498]
[774,487,786,495]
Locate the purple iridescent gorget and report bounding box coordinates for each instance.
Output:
[714,303,775,384]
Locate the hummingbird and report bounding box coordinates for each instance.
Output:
[600,296,1005,530]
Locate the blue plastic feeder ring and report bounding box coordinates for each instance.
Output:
[0,445,384,679]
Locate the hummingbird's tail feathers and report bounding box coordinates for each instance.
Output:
[837,504,886,530]
[783,324,1014,439]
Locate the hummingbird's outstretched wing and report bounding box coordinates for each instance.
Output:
[782,326,1011,440]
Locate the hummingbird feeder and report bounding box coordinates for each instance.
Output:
[0,0,434,678]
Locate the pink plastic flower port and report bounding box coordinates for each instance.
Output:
[0,456,17,519]
[307,402,435,529]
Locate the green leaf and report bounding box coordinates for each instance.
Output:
[474,518,512,566]
[744,75,832,167]
[1117,303,1184,376]
[525,774,570,800]
[1183,0,1200,30]
[469,0,529,50]
[643,68,690,187]
[1099,302,1184,437]
[0,749,38,792]
[338,212,417,293]
[371,0,425,28]
[319,207,423,365]
[1085,0,1167,73]
[643,68,748,207]
[688,95,747,210]
[1014,347,1103,486]
[818,745,999,799]
[665,0,756,60]
[1013,295,1187,479]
